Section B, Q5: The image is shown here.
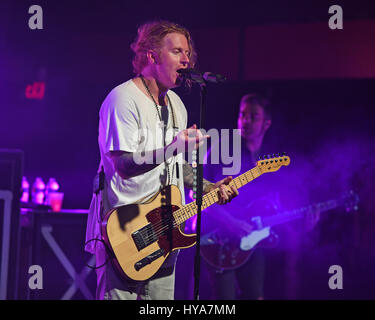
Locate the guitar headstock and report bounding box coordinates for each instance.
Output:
[257,153,290,174]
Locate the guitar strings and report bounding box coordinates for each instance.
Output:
[135,159,287,246]
[137,187,226,243]
[138,179,242,243]
[138,169,258,243]
[140,217,177,242]
[140,191,217,242]
[138,205,198,243]
[150,170,252,231]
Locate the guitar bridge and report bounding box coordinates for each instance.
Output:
[134,249,164,271]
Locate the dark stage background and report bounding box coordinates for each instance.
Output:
[1,0,375,299]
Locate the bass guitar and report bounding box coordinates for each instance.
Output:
[102,154,290,281]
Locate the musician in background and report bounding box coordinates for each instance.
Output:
[84,20,237,300]
[202,93,320,299]
[202,93,274,300]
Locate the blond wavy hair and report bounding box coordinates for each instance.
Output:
[130,20,197,75]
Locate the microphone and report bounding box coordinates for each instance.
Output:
[177,68,227,83]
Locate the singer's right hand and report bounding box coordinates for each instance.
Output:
[170,124,210,153]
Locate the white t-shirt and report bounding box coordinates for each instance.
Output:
[99,79,187,212]
[85,79,187,257]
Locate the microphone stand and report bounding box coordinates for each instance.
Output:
[193,79,207,300]
[177,68,225,300]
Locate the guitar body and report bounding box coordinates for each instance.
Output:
[200,198,280,271]
[102,185,196,281]
[200,228,277,270]
[200,234,254,271]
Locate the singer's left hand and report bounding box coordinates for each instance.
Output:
[213,176,239,205]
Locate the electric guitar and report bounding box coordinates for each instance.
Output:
[102,154,290,281]
[200,190,359,271]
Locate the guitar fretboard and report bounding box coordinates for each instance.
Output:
[173,166,263,225]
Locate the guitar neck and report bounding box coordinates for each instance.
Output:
[262,199,341,228]
[173,166,263,225]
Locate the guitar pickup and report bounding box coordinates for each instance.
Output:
[134,249,164,271]
[132,224,158,251]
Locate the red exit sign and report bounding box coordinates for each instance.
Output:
[25,82,45,99]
